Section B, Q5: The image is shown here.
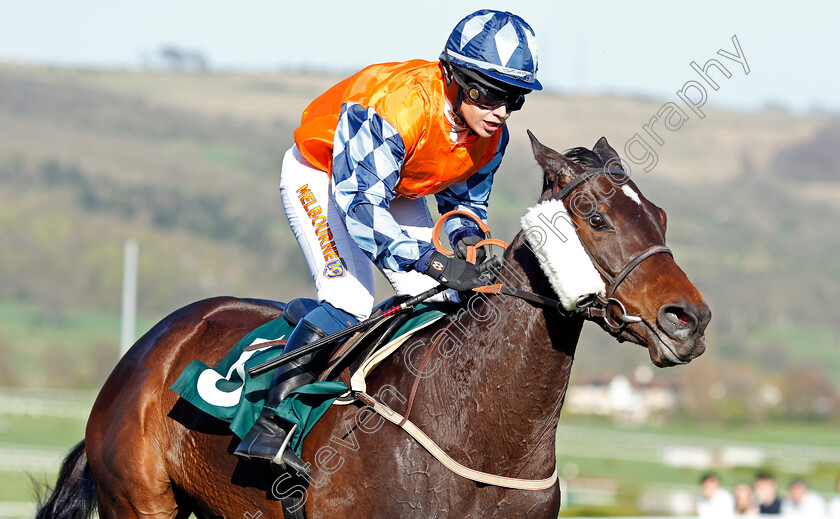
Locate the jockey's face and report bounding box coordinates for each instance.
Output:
[460,98,510,138]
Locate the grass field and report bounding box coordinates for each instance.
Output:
[0,415,86,447]
[0,413,88,504]
[0,301,156,388]
[595,417,840,447]
[0,301,121,356]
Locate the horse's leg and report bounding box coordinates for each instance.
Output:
[96,494,190,519]
[88,425,192,519]
[86,379,196,519]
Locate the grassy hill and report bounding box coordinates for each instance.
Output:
[0,63,838,406]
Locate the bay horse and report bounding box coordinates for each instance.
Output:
[37,133,709,519]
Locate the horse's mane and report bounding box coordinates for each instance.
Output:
[563,147,604,168]
[535,146,605,195]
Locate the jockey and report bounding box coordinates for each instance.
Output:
[234,9,542,473]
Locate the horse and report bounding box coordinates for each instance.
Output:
[36,132,710,519]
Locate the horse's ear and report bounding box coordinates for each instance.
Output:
[593,136,623,169]
[527,130,577,194]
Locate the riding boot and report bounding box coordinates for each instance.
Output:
[233,303,356,475]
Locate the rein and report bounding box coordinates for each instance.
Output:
[441,168,673,335]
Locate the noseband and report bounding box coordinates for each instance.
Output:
[550,168,673,332]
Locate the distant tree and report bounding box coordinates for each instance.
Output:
[676,353,726,424]
[0,334,20,386]
[675,354,793,425]
[772,120,840,181]
[158,45,209,72]
[779,366,838,421]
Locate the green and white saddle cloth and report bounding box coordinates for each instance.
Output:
[170,303,445,455]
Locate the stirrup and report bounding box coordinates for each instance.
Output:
[271,423,297,466]
[272,424,311,478]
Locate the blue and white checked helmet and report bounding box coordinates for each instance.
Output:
[441,9,541,91]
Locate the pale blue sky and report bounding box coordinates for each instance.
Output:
[0,0,834,113]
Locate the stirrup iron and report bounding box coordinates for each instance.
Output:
[272,423,297,466]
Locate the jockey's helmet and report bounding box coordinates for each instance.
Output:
[440,9,542,93]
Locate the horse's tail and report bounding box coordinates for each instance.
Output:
[34,440,98,519]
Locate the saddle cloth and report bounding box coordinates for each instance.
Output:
[169,301,445,456]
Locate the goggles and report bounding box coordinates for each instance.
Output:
[450,70,526,112]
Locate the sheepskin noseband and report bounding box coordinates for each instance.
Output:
[520,199,606,311]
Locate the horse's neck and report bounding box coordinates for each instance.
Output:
[423,238,583,474]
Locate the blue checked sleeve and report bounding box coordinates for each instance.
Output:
[435,125,509,242]
[331,102,434,272]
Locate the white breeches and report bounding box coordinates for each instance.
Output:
[279,146,442,321]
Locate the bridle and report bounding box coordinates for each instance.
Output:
[470,168,672,338]
[545,167,673,333]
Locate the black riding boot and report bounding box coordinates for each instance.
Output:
[233,320,330,476]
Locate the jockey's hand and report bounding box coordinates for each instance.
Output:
[454,235,487,264]
[479,255,503,283]
[416,251,493,292]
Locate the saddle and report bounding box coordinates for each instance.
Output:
[281,295,438,385]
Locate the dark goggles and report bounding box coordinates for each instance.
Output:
[450,70,526,112]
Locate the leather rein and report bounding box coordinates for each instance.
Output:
[451,168,673,335]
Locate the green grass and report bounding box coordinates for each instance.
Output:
[631,419,839,447]
[0,301,155,353]
[562,415,840,447]
[0,471,45,505]
[0,300,157,387]
[0,414,87,504]
[556,449,840,490]
[743,322,840,378]
[0,414,87,447]
[0,403,86,507]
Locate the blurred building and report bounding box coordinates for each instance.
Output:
[565,373,678,425]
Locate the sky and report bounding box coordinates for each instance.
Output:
[0,0,836,114]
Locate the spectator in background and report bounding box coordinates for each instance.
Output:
[734,482,759,516]
[781,479,827,518]
[697,472,735,517]
[754,472,782,514]
[827,474,840,518]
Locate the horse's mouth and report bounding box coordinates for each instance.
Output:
[650,328,707,367]
[620,321,706,367]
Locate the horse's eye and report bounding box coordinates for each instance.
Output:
[589,213,606,229]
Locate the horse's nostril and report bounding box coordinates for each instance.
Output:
[658,304,698,337]
[671,307,692,326]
